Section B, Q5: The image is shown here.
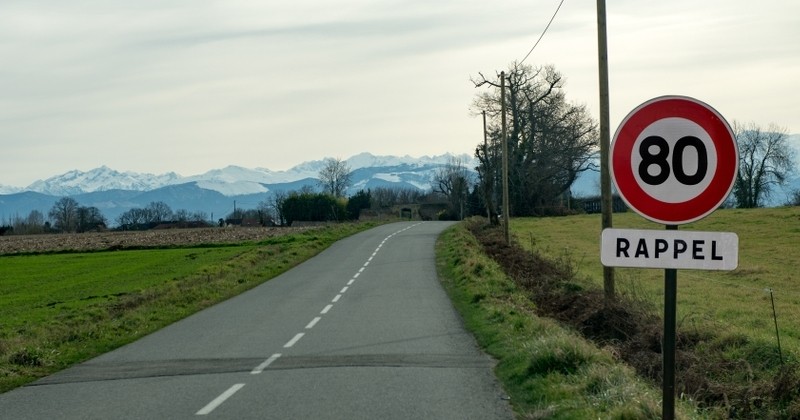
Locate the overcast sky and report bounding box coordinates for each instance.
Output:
[2,0,798,187]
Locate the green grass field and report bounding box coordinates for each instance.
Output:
[511,207,800,359]
[1,248,244,325]
[0,223,376,392]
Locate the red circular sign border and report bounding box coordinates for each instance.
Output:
[611,96,738,225]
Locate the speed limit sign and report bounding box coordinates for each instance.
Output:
[610,96,738,225]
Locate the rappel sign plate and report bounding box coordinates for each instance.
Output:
[610,96,738,225]
[601,228,738,270]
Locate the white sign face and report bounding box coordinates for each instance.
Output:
[631,118,719,203]
[601,228,738,270]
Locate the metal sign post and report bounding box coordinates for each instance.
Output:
[663,224,678,419]
[604,96,739,420]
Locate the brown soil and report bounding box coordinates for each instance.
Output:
[465,219,800,418]
[0,226,314,255]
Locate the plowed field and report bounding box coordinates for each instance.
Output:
[0,227,313,255]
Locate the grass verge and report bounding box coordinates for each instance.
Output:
[0,222,376,393]
[435,221,697,419]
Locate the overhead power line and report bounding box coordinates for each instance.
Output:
[519,0,566,65]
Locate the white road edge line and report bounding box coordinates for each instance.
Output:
[284,332,305,348]
[321,304,333,314]
[306,317,321,329]
[251,353,281,375]
[196,383,245,416]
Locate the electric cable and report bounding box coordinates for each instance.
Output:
[519,0,566,65]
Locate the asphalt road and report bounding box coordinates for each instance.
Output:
[0,221,513,419]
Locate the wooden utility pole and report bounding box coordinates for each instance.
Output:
[482,111,491,220]
[482,111,488,146]
[596,0,615,299]
[501,71,510,244]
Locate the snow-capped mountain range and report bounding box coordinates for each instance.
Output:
[0,152,476,197]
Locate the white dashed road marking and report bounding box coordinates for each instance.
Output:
[251,354,281,375]
[284,333,305,348]
[196,384,245,415]
[305,317,321,329]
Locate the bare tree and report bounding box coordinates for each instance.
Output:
[267,191,288,225]
[471,62,597,216]
[732,122,795,208]
[371,187,398,208]
[10,210,46,234]
[76,206,107,232]
[256,199,274,225]
[318,158,352,198]
[432,157,472,220]
[146,201,173,222]
[177,209,207,223]
[789,189,800,207]
[117,208,148,227]
[116,201,175,227]
[475,127,500,224]
[190,211,209,222]
[175,209,209,223]
[174,209,191,222]
[370,187,415,208]
[49,197,80,232]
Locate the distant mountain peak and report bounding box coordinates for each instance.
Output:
[23,166,182,196]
